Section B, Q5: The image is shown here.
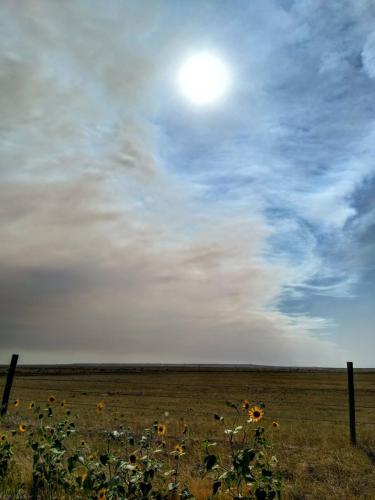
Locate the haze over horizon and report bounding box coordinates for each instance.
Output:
[1,0,375,367]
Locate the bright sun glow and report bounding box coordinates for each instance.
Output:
[178,52,229,105]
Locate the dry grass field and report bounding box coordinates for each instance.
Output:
[1,366,375,499]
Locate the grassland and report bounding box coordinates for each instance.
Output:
[1,366,375,499]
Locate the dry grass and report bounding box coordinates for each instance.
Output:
[1,367,375,499]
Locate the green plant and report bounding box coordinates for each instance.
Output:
[0,396,282,499]
[69,423,193,499]
[202,402,282,499]
[27,404,77,497]
[0,434,13,480]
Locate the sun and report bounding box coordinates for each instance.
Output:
[178,52,229,105]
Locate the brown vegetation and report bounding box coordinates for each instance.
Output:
[1,368,375,498]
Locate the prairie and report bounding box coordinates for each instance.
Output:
[1,366,375,499]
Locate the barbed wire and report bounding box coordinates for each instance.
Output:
[8,377,375,391]
[8,383,375,412]
[3,373,375,428]
[5,397,375,426]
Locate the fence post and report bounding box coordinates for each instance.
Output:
[1,354,19,417]
[347,361,356,446]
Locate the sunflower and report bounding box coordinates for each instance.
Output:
[28,401,35,410]
[0,434,6,442]
[98,488,107,500]
[248,406,264,422]
[96,402,105,414]
[175,444,186,455]
[18,423,26,433]
[242,400,250,410]
[129,453,137,464]
[157,423,167,436]
[48,395,56,404]
[14,399,20,408]
[60,400,66,408]
[272,421,280,429]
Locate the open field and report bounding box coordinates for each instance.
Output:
[1,366,375,499]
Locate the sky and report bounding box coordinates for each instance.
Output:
[1,0,374,367]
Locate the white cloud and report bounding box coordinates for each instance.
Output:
[362,31,375,79]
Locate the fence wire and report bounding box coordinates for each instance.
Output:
[3,381,375,427]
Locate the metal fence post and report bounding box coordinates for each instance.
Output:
[1,354,19,417]
[347,361,356,446]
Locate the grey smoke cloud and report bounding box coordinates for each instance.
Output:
[0,175,342,366]
[5,0,375,366]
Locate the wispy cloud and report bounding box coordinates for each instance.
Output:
[1,0,374,366]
